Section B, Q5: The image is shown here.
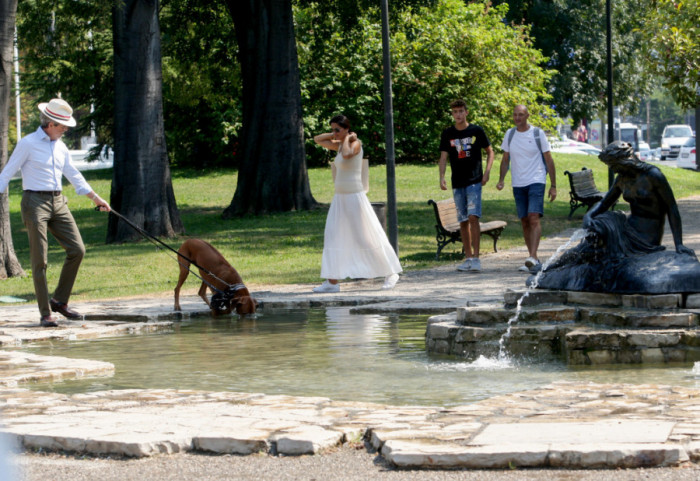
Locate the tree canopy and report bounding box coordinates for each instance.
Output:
[641,0,699,110]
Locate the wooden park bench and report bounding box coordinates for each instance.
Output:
[428,198,507,260]
[564,167,609,218]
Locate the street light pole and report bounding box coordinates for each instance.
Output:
[13,28,21,139]
[606,0,614,188]
[380,0,398,253]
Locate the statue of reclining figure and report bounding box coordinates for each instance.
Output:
[536,141,700,294]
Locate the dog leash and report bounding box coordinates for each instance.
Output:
[97,207,240,296]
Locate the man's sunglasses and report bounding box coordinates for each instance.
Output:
[332,128,342,133]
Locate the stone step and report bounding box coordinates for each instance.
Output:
[381,439,687,469]
[566,328,700,364]
[453,306,699,329]
[504,289,691,309]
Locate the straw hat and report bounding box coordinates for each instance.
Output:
[38,98,77,127]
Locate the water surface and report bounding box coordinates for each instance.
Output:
[20,308,700,406]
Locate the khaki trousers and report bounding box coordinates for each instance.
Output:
[21,191,85,317]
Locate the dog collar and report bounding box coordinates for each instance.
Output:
[230,283,247,292]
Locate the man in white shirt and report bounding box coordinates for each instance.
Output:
[496,104,557,273]
[0,98,110,327]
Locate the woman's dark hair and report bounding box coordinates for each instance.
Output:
[330,114,350,129]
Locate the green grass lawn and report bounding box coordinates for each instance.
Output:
[3,154,699,303]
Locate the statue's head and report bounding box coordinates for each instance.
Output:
[599,141,641,170]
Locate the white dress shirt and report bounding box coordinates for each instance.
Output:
[0,126,92,195]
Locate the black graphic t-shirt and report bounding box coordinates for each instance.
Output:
[439,124,491,189]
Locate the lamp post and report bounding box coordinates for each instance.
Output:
[606,0,614,188]
[13,28,20,139]
[380,0,398,253]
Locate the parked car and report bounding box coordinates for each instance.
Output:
[660,124,694,160]
[638,142,652,161]
[68,144,114,171]
[551,140,601,156]
[677,137,697,171]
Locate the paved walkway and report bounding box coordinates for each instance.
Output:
[1,196,700,472]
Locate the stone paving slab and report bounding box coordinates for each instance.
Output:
[472,420,675,445]
[1,381,700,468]
[0,351,114,387]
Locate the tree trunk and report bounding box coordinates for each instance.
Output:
[223,0,316,217]
[108,0,183,242]
[0,0,24,278]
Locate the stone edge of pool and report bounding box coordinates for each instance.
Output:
[2,294,700,470]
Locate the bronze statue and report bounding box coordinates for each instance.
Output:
[536,141,700,294]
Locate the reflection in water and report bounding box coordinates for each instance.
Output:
[16,308,700,407]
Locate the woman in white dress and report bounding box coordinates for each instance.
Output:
[312,115,402,293]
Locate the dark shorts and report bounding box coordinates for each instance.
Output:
[513,183,545,219]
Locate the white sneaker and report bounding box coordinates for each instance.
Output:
[518,265,531,273]
[524,257,539,269]
[469,258,481,272]
[382,273,399,290]
[312,280,340,293]
[457,258,472,272]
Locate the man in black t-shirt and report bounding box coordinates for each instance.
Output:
[438,99,494,272]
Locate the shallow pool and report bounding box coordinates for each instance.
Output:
[20,307,700,406]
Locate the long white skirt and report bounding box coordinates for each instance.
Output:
[320,192,402,280]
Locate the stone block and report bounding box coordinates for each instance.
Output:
[566,291,621,307]
[627,332,681,348]
[622,294,682,309]
[681,331,700,347]
[686,294,700,309]
[381,440,549,468]
[425,323,451,340]
[456,307,512,325]
[503,289,523,307]
[586,350,615,364]
[579,309,626,327]
[641,348,666,364]
[686,441,700,462]
[432,340,450,354]
[626,313,695,328]
[275,426,343,455]
[518,290,568,307]
[455,326,501,343]
[665,348,687,363]
[518,308,577,323]
[568,350,589,365]
[427,313,456,325]
[548,443,687,468]
[194,431,269,454]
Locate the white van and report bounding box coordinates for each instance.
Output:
[661,124,694,160]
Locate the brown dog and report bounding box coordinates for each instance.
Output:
[174,239,257,315]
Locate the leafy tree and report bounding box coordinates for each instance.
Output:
[642,0,699,110]
[641,0,699,138]
[222,0,316,216]
[0,0,24,278]
[109,0,183,242]
[494,0,653,126]
[160,0,242,169]
[297,0,556,166]
[16,0,114,151]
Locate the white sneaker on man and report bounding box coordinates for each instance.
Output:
[469,258,481,272]
[312,280,340,293]
[518,265,531,273]
[457,258,472,272]
[382,273,400,290]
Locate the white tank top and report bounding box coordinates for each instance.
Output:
[333,147,365,194]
